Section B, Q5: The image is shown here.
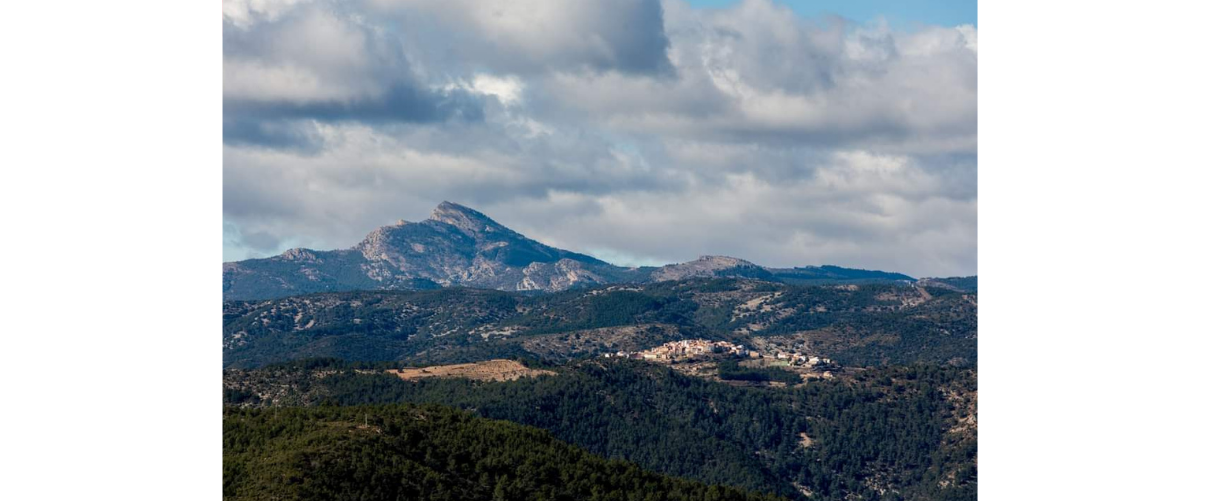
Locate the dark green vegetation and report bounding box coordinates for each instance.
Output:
[225,359,977,501]
[715,360,801,383]
[224,279,976,369]
[919,277,977,293]
[223,288,525,368]
[224,403,785,501]
[769,265,914,285]
[221,205,978,499]
[222,259,977,500]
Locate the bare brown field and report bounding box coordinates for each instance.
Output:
[386,359,555,382]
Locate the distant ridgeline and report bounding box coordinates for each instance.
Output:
[224,201,919,301]
[223,278,977,369]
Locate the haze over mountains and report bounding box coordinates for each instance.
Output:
[223,202,916,301]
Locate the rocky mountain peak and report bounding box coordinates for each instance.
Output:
[224,202,916,301]
[694,255,754,267]
[429,201,508,238]
[650,255,767,281]
[280,248,320,262]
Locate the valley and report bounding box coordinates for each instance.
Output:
[220,204,977,501]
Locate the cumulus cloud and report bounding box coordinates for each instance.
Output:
[494,151,976,276]
[542,0,978,154]
[223,0,977,277]
[223,3,485,147]
[362,0,674,75]
[223,118,683,255]
[450,74,526,108]
[222,0,311,29]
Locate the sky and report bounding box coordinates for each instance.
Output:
[222,0,977,277]
[687,0,976,28]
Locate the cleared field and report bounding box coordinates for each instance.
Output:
[387,359,555,382]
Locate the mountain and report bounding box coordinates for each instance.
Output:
[224,202,915,301]
[223,202,626,300]
[651,255,776,281]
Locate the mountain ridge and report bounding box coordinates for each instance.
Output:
[224,201,919,301]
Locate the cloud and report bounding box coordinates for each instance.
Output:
[223,119,684,254]
[223,0,978,277]
[491,151,976,276]
[450,74,526,108]
[223,3,485,147]
[362,0,675,76]
[540,0,978,154]
[222,0,311,29]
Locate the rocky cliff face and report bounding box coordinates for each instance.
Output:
[223,201,914,301]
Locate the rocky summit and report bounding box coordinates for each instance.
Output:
[223,201,914,301]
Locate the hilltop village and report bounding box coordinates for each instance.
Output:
[606,339,836,369]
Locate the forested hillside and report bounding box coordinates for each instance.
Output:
[222,273,977,500]
[224,403,786,501]
[224,279,976,369]
[225,359,977,500]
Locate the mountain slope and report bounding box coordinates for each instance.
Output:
[225,361,977,501]
[224,403,785,501]
[223,202,914,301]
[222,279,976,369]
[223,202,629,300]
[918,276,978,293]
